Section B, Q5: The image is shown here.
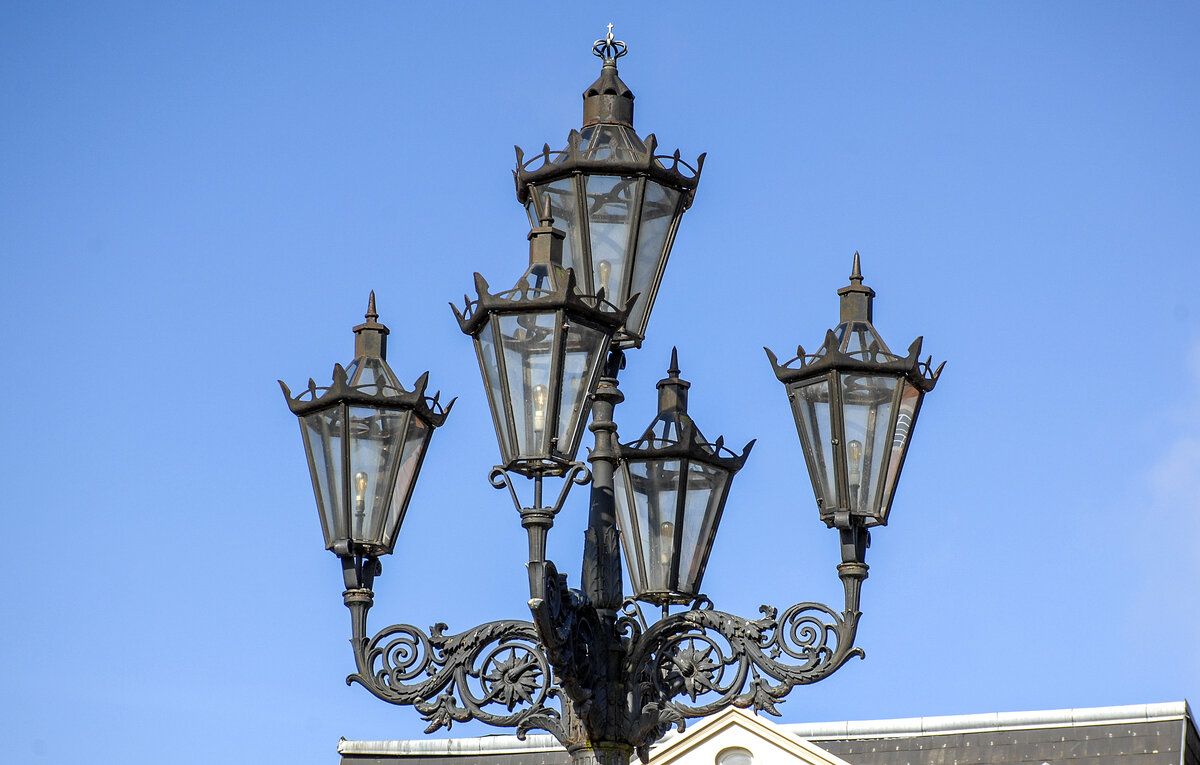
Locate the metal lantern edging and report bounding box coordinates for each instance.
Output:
[280,293,452,558]
[614,349,754,606]
[513,26,704,348]
[453,203,633,477]
[766,254,943,529]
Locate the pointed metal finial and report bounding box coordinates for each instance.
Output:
[538,192,554,227]
[365,290,379,323]
[668,346,681,378]
[838,251,875,323]
[592,23,627,62]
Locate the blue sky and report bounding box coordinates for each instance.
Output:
[3,2,1199,764]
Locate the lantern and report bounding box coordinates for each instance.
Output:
[280,294,451,557]
[766,254,943,528]
[513,28,703,348]
[614,350,753,605]
[454,205,632,477]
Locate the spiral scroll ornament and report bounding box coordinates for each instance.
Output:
[347,616,567,742]
[622,600,863,748]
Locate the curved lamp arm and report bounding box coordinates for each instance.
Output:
[342,572,568,744]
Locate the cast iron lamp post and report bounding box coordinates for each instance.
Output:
[281,29,942,765]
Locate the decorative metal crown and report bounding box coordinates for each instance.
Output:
[765,332,944,392]
[451,268,634,338]
[278,365,452,425]
[592,23,627,62]
[514,131,705,209]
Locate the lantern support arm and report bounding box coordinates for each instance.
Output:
[341,573,570,745]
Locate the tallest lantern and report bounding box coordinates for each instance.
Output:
[514,26,704,348]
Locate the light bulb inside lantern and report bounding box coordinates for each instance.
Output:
[597,259,612,298]
[533,384,548,433]
[660,521,675,566]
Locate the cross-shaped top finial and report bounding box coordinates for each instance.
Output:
[592,23,627,62]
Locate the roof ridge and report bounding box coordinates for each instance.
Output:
[784,702,1192,740]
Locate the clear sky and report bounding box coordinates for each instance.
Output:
[3,2,1199,764]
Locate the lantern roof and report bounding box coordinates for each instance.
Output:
[621,349,754,470]
[451,210,634,337]
[280,293,453,424]
[513,28,705,210]
[765,254,944,392]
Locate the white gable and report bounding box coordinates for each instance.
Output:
[648,708,856,765]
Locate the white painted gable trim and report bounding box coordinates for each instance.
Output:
[649,708,857,765]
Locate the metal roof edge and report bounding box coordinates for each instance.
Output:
[338,733,563,756]
[784,702,1192,740]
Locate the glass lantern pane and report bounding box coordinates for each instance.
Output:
[557,320,607,459]
[676,460,731,597]
[525,178,584,288]
[626,182,682,338]
[789,379,837,511]
[475,318,513,459]
[346,355,404,394]
[585,175,641,305]
[839,373,897,516]
[348,406,409,548]
[580,124,647,161]
[381,415,430,551]
[498,312,558,460]
[301,406,346,549]
[614,463,648,594]
[626,458,682,594]
[880,380,922,518]
[836,320,891,357]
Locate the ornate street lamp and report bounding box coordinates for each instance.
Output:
[283,30,944,765]
[280,293,451,585]
[614,350,753,607]
[514,25,703,348]
[766,253,943,532]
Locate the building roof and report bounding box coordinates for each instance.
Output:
[339,702,1198,765]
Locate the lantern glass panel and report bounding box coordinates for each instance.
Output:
[579,123,646,161]
[839,373,897,515]
[348,406,409,547]
[676,460,730,595]
[615,458,682,594]
[557,320,607,458]
[301,406,345,549]
[626,182,682,336]
[475,319,513,457]
[880,380,921,518]
[525,178,584,287]
[836,320,887,356]
[790,378,837,511]
[381,414,430,551]
[498,311,558,460]
[585,174,641,303]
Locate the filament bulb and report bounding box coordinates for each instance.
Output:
[848,440,863,465]
[660,521,675,565]
[354,471,369,506]
[533,384,548,432]
[597,259,612,297]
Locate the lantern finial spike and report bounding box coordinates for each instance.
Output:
[353,291,389,359]
[365,290,379,323]
[838,251,875,323]
[668,346,680,378]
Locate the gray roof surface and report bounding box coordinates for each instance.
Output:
[340,703,1197,765]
